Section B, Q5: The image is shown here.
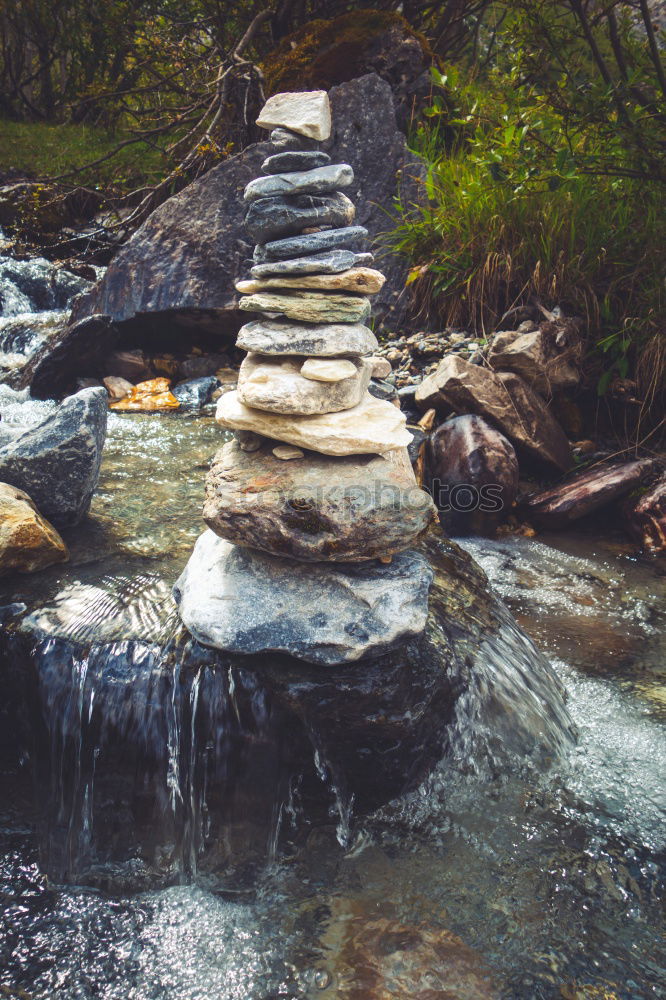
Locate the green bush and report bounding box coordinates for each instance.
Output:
[387,64,665,398]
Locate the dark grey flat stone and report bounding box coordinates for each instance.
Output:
[244,164,353,203]
[261,150,330,174]
[245,192,355,244]
[270,127,319,151]
[253,225,368,262]
[173,530,434,665]
[250,249,373,278]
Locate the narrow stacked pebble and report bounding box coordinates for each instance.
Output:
[174,91,438,666]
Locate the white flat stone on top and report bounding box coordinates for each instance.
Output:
[256,91,332,141]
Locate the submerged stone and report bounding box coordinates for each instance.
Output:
[237,266,385,295]
[237,353,371,415]
[203,439,436,562]
[216,390,412,456]
[261,150,330,174]
[173,530,433,665]
[253,225,368,262]
[251,249,373,278]
[245,191,355,244]
[244,163,353,202]
[257,90,332,140]
[236,319,378,357]
[239,291,371,324]
[109,377,180,412]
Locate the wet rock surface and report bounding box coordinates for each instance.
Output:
[0,386,107,526]
[428,414,519,534]
[173,530,434,666]
[203,439,436,562]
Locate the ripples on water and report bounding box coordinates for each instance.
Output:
[0,411,663,998]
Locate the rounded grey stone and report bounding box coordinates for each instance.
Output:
[244,164,353,203]
[245,192,355,244]
[250,249,373,278]
[261,151,330,174]
[236,319,378,357]
[253,225,368,262]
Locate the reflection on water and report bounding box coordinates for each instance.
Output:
[0,413,664,998]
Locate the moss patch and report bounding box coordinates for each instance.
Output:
[262,10,434,95]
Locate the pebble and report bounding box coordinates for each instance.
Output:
[272,445,305,460]
[300,358,358,382]
[236,430,263,453]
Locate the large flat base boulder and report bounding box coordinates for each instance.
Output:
[204,439,436,561]
[173,530,434,665]
[0,386,107,527]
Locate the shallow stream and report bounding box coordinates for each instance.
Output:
[0,407,664,998]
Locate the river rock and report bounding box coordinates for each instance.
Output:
[269,127,319,150]
[0,482,68,575]
[244,163,353,202]
[203,439,435,562]
[0,386,107,527]
[623,472,666,553]
[253,226,369,263]
[236,319,378,357]
[103,375,133,400]
[272,445,304,460]
[522,459,657,529]
[172,375,218,409]
[70,76,425,335]
[237,267,385,295]
[261,150,330,174]
[251,250,372,278]
[257,90,332,140]
[173,530,433,665]
[216,390,411,456]
[237,353,371,415]
[300,358,357,381]
[427,415,519,534]
[245,191,355,244]
[416,356,571,472]
[239,291,370,324]
[488,323,581,395]
[109,377,180,412]
[368,356,392,378]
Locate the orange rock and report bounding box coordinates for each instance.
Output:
[109,378,180,412]
[0,482,69,575]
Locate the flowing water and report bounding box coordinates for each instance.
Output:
[0,396,664,995]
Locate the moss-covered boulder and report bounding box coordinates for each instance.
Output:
[263,10,436,130]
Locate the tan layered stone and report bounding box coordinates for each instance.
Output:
[235,267,385,295]
[216,391,412,456]
[238,353,371,415]
[256,90,331,140]
[300,358,358,382]
[238,291,371,324]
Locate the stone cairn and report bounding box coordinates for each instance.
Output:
[174,90,438,666]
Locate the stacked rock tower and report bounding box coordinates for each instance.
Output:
[174,91,438,666]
